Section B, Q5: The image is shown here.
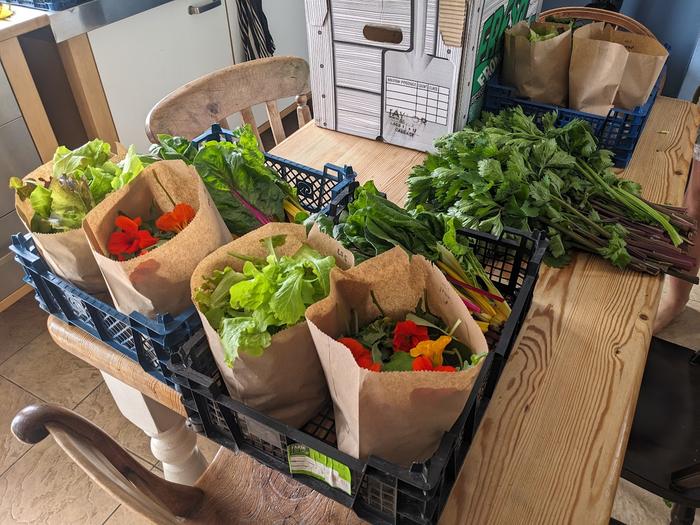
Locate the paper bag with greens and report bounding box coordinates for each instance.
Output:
[150,126,308,235]
[305,247,488,466]
[502,20,572,106]
[83,160,231,317]
[9,140,145,292]
[191,223,353,427]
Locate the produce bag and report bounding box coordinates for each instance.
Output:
[83,160,231,317]
[610,30,667,110]
[191,223,354,428]
[14,162,106,293]
[305,247,489,466]
[502,21,572,106]
[569,22,628,116]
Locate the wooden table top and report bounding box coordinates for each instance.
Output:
[47,96,700,524]
[0,5,48,42]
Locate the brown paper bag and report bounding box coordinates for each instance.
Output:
[305,247,489,466]
[83,160,231,317]
[14,161,107,293]
[190,222,354,428]
[610,31,667,110]
[502,21,572,106]
[569,22,628,116]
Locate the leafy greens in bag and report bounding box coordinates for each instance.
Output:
[194,234,335,365]
[10,139,145,233]
[149,126,307,235]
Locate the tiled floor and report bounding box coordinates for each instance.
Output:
[0,293,219,524]
[0,286,697,524]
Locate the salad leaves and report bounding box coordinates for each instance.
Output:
[194,235,335,365]
[10,139,144,233]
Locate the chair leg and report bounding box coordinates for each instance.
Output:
[670,503,696,525]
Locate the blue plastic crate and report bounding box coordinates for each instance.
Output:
[10,233,199,383]
[483,71,663,168]
[194,124,357,220]
[5,0,86,10]
[10,148,358,381]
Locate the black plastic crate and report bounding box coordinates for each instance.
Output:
[5,0,87,10]
[165,227,548,524]
[483,68,664,168]
[10,150,358,382]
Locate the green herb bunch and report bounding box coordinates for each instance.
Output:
[407,108,697,281]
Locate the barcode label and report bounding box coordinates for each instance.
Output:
[385,76,450,126]
[287,444,351,494]
[239,414,282,450]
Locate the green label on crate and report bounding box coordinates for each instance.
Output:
[287,444,351,495]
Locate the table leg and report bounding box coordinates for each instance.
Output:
[101,372,208,485]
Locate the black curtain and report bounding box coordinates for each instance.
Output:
[236,0,276,61]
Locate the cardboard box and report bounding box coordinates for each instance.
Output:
[304,0,542,151]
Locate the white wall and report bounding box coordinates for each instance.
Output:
[226,0,309,127]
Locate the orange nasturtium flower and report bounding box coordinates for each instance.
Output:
[155,203,196,232]
[107,215,157,258]
[410,335,452,367]
[338,337,381,372]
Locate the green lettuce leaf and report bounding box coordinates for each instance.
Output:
[29,184,52,219]
[194,235,336,366]
[219,317,272,365]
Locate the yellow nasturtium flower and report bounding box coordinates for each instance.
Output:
[410,335,452,367]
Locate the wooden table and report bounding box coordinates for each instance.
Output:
[48,96,700,524]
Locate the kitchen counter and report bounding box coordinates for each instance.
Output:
[0,5,49,41]
[47,0,175,42]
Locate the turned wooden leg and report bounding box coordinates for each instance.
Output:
[101,372,208,485]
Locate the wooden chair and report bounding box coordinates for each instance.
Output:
[11,403,364,525]
[145,56,312,150]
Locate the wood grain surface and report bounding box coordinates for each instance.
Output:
[57,34,119,147]
[0,36,58,162]
[0,5,48,43]
[45,97,699,524]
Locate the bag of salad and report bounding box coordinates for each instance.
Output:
[305,247,488,466]
[83,160,231,317]
[10,140,143,292]
[191,223,353,428]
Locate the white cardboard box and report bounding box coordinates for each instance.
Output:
[304,0,542,151]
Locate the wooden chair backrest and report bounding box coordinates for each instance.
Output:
[146,56,311,150]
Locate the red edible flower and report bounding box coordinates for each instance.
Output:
[393,320,429,352]
[412,355,434,371]
[155,203,196,232]
[107,215,157,258]
[338,337,381,371]
[435,365,457,372]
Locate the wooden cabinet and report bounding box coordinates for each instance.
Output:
[87,0,235,152]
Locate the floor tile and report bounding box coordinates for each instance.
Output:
[75,382,157,466]
[0,377,40,475]
[657,300,700,351]
[0,331,102,406]
[0,293,48,366]
[103,503,156,525]
[612,478,700,524]
[0,438,120,524]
